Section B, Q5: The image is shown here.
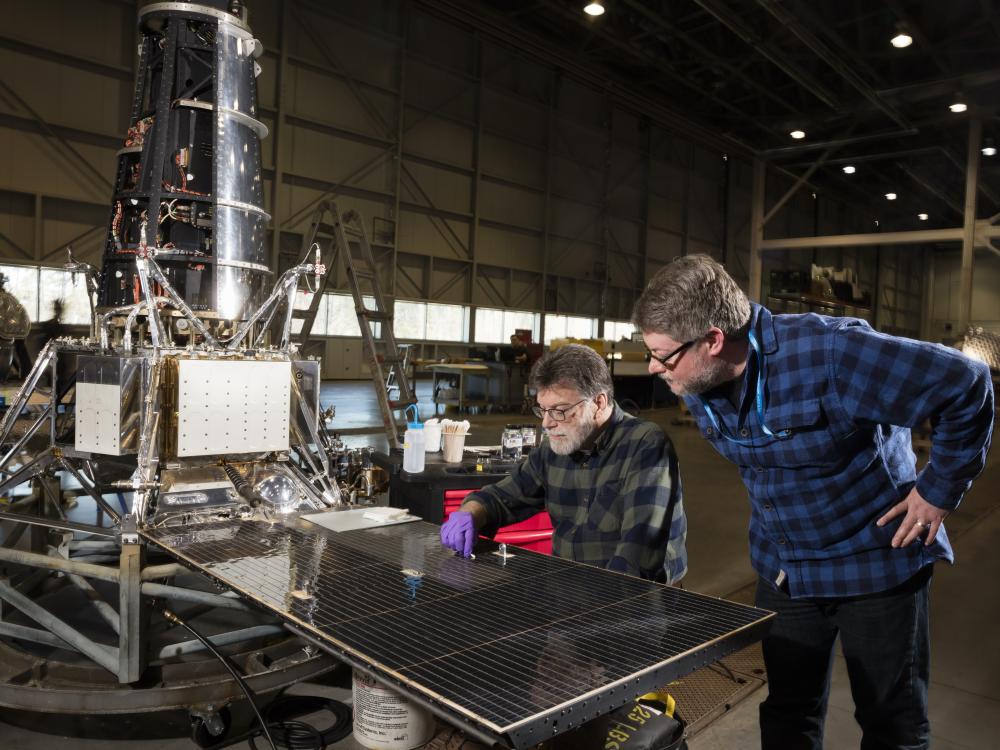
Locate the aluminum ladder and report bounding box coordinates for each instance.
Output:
[294,200,416,449]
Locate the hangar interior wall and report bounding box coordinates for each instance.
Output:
[0,0,945,362]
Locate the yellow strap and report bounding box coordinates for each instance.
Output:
[637,691,676,718]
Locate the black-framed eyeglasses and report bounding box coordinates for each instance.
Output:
[645,340,695,367]
[531,398,586,422]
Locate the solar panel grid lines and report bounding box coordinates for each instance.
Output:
[396,589,766,728]
[142,517,773,748]
[330,566,665,670]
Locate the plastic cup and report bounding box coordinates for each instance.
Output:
[441,432,467,463]
[423,422,442,452]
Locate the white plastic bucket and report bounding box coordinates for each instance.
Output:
[352,670,435,750]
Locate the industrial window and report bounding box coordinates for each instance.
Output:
[474,307,540,344]
[325,293,379,338]
[0,263,91,326]
[290,292,378,338]
[604,320,636,342]
[543,314,598,344]
[395,300,469,342]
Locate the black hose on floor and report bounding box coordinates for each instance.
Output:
[194,690,353,750]
[158,605,277,750]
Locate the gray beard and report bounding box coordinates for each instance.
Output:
[546,408,597,456]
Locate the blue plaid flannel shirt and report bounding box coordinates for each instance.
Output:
[685,303,994,598]
[465,404,687,583]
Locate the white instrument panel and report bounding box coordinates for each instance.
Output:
[176,359,291,457]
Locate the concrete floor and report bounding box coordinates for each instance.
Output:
[1,378,997,749]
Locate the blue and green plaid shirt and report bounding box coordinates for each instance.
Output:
[685,303,994,598]
[465,404,687,583]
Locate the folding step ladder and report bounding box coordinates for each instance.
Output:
[294,200,417,449]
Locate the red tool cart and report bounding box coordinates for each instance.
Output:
[372,451,553,555]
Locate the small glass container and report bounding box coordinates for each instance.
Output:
[501,425,523,461]
[520,424,537,453]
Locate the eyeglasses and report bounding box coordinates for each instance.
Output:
[645,339,695,367]
[531,398,587,422]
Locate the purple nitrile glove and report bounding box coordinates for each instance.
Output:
[440,510,476,558]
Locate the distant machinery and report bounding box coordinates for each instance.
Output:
[0,273,30,381]
[960,327,1000,376]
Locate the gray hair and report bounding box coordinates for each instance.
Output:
[529,344,614,400]
[632,254,751,341]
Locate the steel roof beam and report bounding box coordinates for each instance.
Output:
[692,0,842,110]
[876,67,1000,104]
[761,227,966,250]
[754,0,913,129]
[620,0,799,115]
[414,0,754,156]
[788,146,940,168]
[761,128,919,158]
[539,0,780,140]
[895,162,965,218]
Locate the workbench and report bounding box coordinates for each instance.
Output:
[429,363,495,413]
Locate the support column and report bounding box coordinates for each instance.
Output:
[749,158,766,301]
[920,246,935,341]
[599,95,612,335]
[959,118,981,333]
[118,526,146,683]
[391,3,409,300]
[33,193,43,262]
[469,35,483,308]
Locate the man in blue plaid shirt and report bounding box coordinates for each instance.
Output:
[440,344,687,584]
[634,255,994,750]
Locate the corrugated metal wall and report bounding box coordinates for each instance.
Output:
[0,0,936,340]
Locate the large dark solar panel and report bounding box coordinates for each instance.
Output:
[143,517,773,748]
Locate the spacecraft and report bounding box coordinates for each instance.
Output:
[0,0,352,731]
[0,0,346,527]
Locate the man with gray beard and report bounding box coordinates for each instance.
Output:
[439,344,687,583]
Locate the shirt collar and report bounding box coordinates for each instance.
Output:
[751,302,778,355]
[570,401,626,460]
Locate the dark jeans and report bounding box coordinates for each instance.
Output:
[755,567,932,750]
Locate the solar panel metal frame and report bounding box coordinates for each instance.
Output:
[142,516,773,749]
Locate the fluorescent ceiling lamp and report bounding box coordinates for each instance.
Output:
[949,101,967,113]
[982,145,997,156]
[790,129,806,139]
[918,213,929,221]
[584,1,605,16]
[885,192,897,200]
[842,165,856,174]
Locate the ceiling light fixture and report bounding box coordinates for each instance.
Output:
[583,1,605,16]
[890,23,913,48]
[949,93,967,113]
[885,192,897,200]
[982,138,997,157]
[790,129,806,139]
[843,165,856,174]
[918,213,929,221]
